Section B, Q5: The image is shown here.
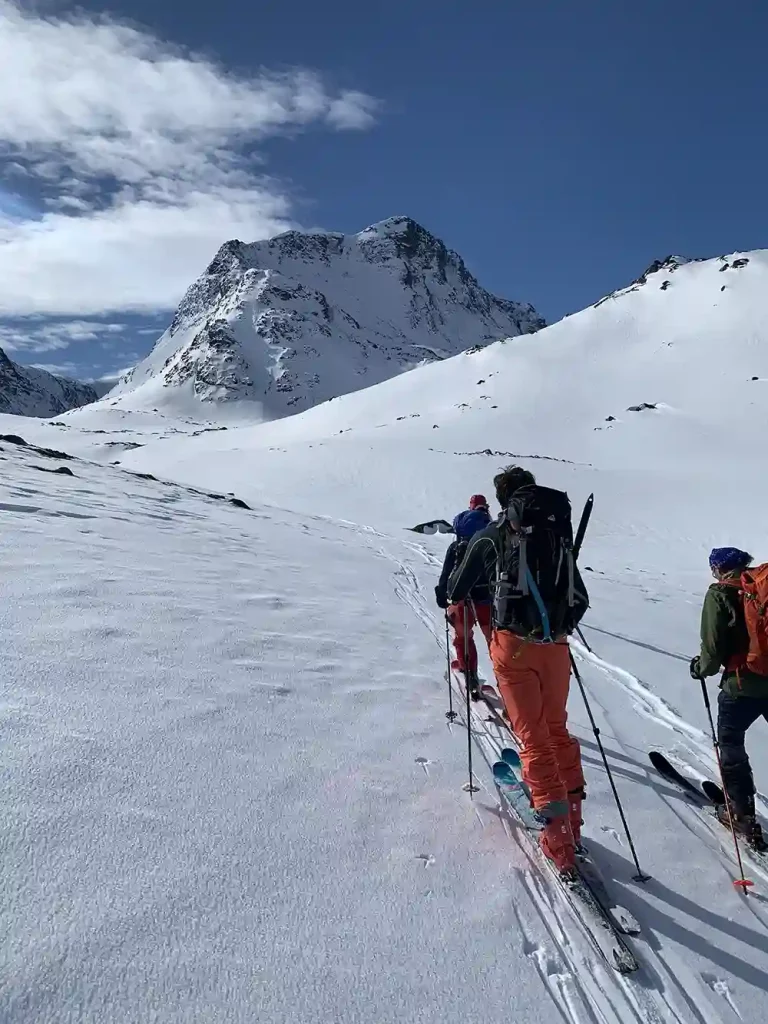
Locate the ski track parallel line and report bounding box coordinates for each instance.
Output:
[385,542,714,1024]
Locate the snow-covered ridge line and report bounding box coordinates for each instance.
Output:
[0,347,97,417]
[94,215,544,424]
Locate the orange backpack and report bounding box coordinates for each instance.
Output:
[724,563,768,676]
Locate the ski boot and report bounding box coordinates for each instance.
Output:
[450,661,481,701]
[539,814,577,876]
[750,823,768,854]
[715,801,767,852]
[568,787,586,849]
[465,669,482,702]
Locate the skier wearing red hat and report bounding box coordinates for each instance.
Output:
[435,495,493,693]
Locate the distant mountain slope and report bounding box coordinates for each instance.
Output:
[0,348,97,417]
[119,247,768,537]
[104,216,544,421]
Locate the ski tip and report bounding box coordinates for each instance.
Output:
[501,747,522,767]
[492,761,514,781]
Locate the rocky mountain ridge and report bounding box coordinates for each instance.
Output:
[0,348,98,417]
[108,216,545,420]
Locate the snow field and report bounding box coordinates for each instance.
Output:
[4,246,768,1021]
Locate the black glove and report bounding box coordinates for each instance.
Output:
[435,586,448,610]
[689,656,703,680]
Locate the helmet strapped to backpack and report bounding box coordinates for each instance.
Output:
[494,484,589,640]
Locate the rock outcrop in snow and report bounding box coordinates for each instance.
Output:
[108,216,544,420]
[0,347,98,417]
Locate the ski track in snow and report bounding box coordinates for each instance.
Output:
[384,535,768,1024]
[7,243,768,1024]
[571,642,709,753]
[5,449,765,1024]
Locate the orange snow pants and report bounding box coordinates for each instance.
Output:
[448,601,492,673]
[491,632,584,817]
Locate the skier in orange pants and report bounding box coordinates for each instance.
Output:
[491,631,585,850]
[447,465,589,873]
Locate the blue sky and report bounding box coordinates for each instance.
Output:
[0,0,766,381]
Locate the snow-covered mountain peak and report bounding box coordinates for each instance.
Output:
[98,218,543,423]
[112,244,768,525]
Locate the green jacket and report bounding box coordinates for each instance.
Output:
[699,574,768,698]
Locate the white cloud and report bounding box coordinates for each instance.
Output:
[92,364,136,384]
[0,319,128,353]
[0,1,378,316]
[30,361,83,378]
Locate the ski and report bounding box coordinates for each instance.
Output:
[493,761,543,830]
[702,780,726,805]
[501,748,641,936]
[480,684,506,713]
[480,690,513,735]
[648,751,713,804]
[448,669,512,736]
[451,668,638,971]
[493,762,639,973]
[574,853,642,936]
[573,493,594,562]
[649,751,768,861]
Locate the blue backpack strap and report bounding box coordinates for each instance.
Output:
[525,567,552,641]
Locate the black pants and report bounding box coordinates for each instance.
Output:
[718,690,768,814]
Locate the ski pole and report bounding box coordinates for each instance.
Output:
[569,649,651,882]
[575,625,593,653]
[463,602,479,795]
[444,612,457,722]
[698,679,753,892]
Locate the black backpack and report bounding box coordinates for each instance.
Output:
[493,484,589,639]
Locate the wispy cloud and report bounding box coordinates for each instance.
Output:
[91,364,136,384]
[0,1,378,316]
[0,319,128,353]
[29,361,84,378]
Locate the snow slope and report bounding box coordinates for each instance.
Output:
[92,216,543,423]
[115,247,768,1014]
[118,247,768,538]
[0,346,97,416]
[3,248,768,1022]
[1,433,661,1024]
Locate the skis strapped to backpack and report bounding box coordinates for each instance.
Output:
[494,485,589,640]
